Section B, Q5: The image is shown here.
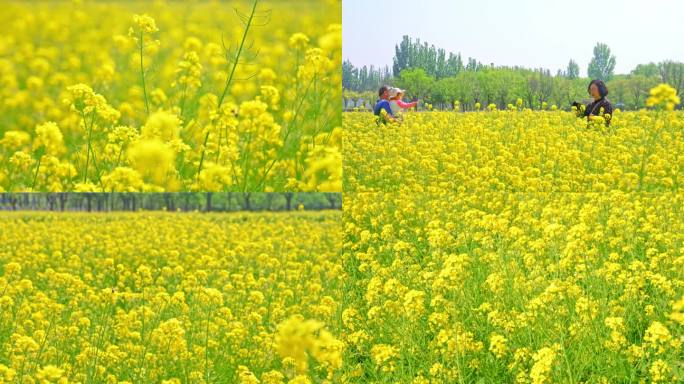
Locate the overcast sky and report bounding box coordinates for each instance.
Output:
[343,0,684,76]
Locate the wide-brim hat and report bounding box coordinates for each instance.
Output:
[389,87,405,98]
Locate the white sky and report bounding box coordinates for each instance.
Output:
[343,0,684,75]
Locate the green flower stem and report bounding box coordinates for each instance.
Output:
[140,31,150,116]
[31,156,42,191]
[196,0,258,182]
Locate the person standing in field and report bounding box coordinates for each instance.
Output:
[373,85,396,124]
[388,87,419,116]
[574,79,614,126]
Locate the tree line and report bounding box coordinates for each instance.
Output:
[0,193,342,212]
[343,36,684,111]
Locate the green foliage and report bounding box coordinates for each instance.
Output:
[345,64,670,111]
[344,36,684,111]
[587,42,616,81]
[342,60,392,92]
[632,62,660,77]
[395,68,434,100]
[392,35,467,78]
[566,59,580,79]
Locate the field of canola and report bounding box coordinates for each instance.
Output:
[0,0,341,192]
[0,210,344,383]
[341,192,683,383]
[343,110,684,193]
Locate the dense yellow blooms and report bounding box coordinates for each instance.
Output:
[0,0,341,192]
[344,109,684,192]
[341,191,683,382]
[489,333,508,359]
[33,122,65,156]
[646,84,681,111]
[274,315,343,379]
[370,344,400,373]
[141,110,182,141]
[131,14,159,34]
[529,344,560,384]
[289,33,311,50]
[0,210,343,382]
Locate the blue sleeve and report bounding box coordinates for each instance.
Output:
[381,101,392,115]
[373,100,393,116]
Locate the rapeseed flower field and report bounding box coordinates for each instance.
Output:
[342,191,683,383]
[0,0,341,192]
[0,210,344,383]
[344,108,684,192]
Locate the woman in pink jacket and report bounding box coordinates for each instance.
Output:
[389,87,419,116]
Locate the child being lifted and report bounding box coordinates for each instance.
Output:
[389,87,419,116]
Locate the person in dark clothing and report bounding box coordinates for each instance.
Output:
[373,85,396,124]
[573,79,614,126]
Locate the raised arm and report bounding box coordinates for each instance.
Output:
[396,99,417,109]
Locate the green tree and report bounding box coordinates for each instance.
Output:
[566,59,580,79]
[587,42,616,80]
[627,74,660,109]
[632,62,659,77]
[659,60,684,98]
[607,76,629,105]
[396,68,434,102]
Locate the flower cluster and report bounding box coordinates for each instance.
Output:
[340,191,683,382]
[646,83,681,110]
[0,209,343,382]
[344,108,684,192]
[0,1,341,192]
